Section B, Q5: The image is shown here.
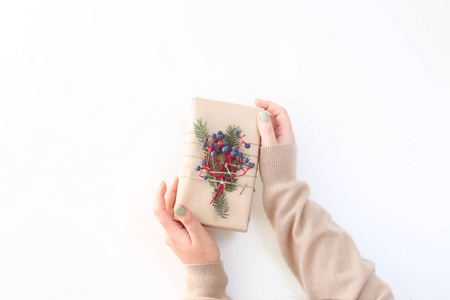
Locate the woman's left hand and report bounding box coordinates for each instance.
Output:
[154,176,221,264]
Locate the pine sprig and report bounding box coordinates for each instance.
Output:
[207,157,220,189]
[193,118,209,143]
[212,186,229,218]
[225,124,241,149]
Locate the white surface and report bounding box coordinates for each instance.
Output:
[1,1,449,299]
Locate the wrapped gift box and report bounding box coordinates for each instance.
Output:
[174,97,263,232]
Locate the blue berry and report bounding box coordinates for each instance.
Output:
[217,130,223,135]
[202,142,207,147]
[234,130,240,136]
[249,162,255,168]
[219,134,225,140]
[211,133,217,139]
[202,160,206,166]
[203,175,208,180]
[214,138,219,143]
[211,151,217,157]
[237,152,243,158]
[232,146,238,152]
[195,165,201,171]
[216,148,222,154]
[245,143,251,149]
[237,164,242,169]
[230,151,237,157]
[223,146,229,152]
[223,141,229,146]
[243,157,249,163]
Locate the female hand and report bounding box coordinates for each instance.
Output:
[255,99,296,146]
[153,176,221,264]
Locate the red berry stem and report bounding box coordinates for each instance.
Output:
[210,183,224,205]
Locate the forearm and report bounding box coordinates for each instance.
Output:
[181,261,232,300]
[259,143,394,299]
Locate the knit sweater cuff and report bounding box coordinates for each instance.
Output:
[183,261,229,298]
[259,143,297,186]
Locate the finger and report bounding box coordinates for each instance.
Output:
[255,99,292,128]
[154,180,184,234]
[269,113,278,132]
[154,180,167,212]
[166,176,179,212]
[174,204,206,243]
[257,110,277,146]
[155,206,184,237]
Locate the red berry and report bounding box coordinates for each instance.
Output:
[204,137,208,141]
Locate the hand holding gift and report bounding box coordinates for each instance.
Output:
[153,176,221,264]
[153,97,293,263]
[254,98,296,146]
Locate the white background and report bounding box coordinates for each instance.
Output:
[1,1,449,299]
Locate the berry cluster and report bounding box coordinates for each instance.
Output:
[195,129,254,206]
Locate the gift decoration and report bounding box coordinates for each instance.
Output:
[174,97,263,232]
[193,118,256,219]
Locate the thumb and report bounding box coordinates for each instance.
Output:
[174,204,206,242]
[258,110,277,146]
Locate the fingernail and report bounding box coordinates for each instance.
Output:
[159,180,164,187]
[175,206,186,215]
[260,111,269,122]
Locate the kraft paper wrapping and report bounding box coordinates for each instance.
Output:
[174,97,264,232]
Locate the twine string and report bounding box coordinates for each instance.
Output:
[179,163,257,179]
[177,174,255,192]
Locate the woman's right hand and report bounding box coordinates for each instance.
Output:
[254,99,296,146]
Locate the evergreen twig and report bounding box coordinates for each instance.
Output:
[193,118,209,143]
[225,124,241,149]
[212,186,229,218]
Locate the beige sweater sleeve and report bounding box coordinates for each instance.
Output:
[181,261,232,300]
[259,143,394,299]
[181,143,394,300]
